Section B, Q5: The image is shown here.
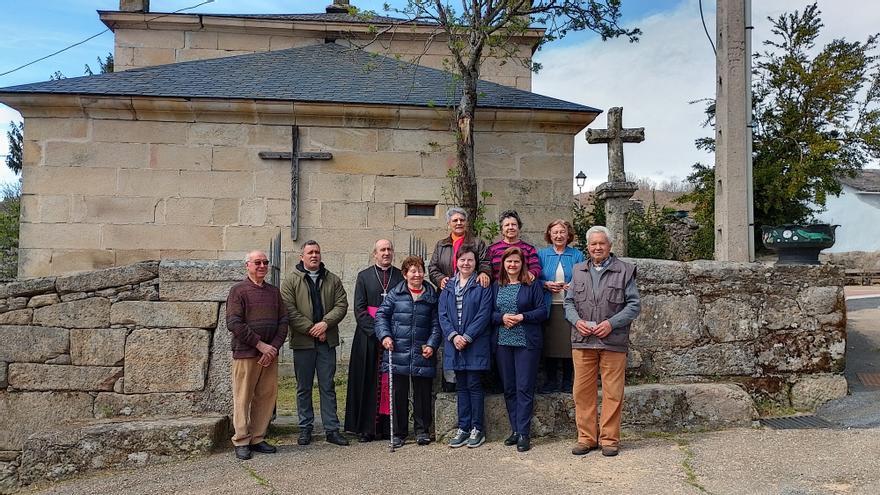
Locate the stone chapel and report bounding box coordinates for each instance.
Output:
[0,0,600,283]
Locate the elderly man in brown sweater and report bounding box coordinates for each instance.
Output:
[226,250,289,460]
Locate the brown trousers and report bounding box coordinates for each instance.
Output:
[231,357,278,446]
[572,348,627,448]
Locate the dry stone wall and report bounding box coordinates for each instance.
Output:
[0,261,237,454]
[628,259,847,405]
[0,258,846,491]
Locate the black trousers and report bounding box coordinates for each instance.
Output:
[391,374,433,438]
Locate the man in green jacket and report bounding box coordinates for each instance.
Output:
[281,240,350,446]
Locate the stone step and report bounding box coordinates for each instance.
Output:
[435,382,757,441]
[16,416,229,487]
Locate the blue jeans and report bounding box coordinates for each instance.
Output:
[455,370,485,431]
[293,342,340,432]
[496,345,540,437]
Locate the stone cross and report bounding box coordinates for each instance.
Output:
[258,126,332,241]
[586,107,644,183]
[586,107,644,256]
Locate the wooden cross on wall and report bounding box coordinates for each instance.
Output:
[258,126,332,240]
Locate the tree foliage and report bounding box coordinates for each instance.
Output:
[84,53,114,76]
[627,197,673,259]
[682,3,880,253]
[571,196,605,250]
[0,182,20,279]
[362,1,639,232]
[5,122,22,175]
[677,162,715,260]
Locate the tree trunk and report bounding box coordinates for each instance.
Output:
[456,72,480,232]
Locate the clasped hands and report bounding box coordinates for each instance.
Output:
[575,319,613,338]
[501,313,524,329]
[382,337,433,358]
[308,321,328,342]
[440,272,492,290]
[255,341,278,367]
[544,281,569,294]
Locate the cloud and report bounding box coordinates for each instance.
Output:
[533,0,880,191]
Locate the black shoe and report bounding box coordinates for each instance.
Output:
[234,446,252,460]
[326,430,350,446]
[298,429,313,446]
[416,433,431,446]
[249,441,277,454]
[392,436,405,448]
[516,435,531,452]
[358,433,374,443]
[504,432,520,446]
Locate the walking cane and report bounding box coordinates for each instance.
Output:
[388,345,395,453]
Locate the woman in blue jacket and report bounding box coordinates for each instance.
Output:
[375,256,441,448]
[492,246,548,452]
[438,246,493,449]
[537,219,585,393]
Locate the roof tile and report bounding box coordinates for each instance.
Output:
[0,43,599,114]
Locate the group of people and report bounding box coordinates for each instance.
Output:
[225,207,641,461]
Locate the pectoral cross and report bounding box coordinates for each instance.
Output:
[258,126,332,240]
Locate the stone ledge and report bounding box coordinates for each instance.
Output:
[55,262,158,294]
[110,301,219,328]
[17,416,229,486]
[435,383,756,441]
[0,277,56,299]
[158,259,242,282]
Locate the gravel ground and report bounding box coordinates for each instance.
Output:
[22,427,880,495]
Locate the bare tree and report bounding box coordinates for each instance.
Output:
[353,1,640,227]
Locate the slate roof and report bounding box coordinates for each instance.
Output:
[100,10,436,26]
[840,169,880,193]
[0,43,599,114]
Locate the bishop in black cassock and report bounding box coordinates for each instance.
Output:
[344,239,403,442]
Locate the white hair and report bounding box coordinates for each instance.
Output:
[445,207,468,223]
[586,226,613,244]
[245,250,267,263]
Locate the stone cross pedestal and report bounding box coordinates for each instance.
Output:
[586,107,644,256]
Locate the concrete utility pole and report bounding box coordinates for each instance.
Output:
[714,0,755,262]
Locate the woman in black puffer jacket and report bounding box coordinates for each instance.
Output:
[375,255,441,448]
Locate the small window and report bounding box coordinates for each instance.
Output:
[406,203,437,217]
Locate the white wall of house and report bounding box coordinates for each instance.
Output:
[816,184,880,252]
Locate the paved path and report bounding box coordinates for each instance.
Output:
[23,427,880,495]
[817,297,880,428]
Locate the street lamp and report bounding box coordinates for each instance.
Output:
[575,171,587,199]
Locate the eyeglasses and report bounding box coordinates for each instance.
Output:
[250,260,270,266]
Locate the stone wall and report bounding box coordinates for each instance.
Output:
[18,110,576,279]
[16,101,581,362]
[820,250,880,272]
[105,13,535,90]
[0,261,234,450]
[0,259,846,490]
[629,259,847,407]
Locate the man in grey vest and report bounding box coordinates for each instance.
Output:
[564,226,640,457]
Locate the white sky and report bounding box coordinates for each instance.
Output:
[1,0,879,190]
[533,0,880,191]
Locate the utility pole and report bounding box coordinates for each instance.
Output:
[714,0,754,262]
